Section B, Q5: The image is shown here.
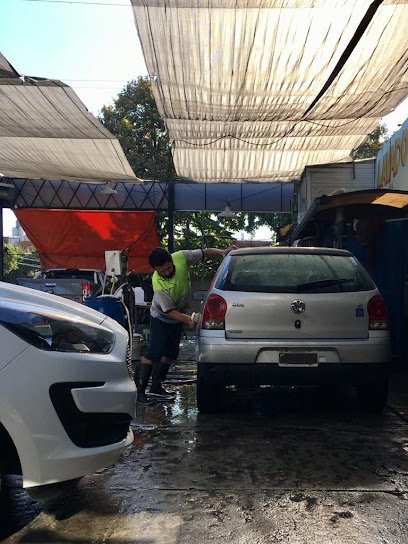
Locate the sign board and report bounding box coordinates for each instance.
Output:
[376,117,408,190]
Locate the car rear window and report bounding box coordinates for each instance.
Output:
[217,253,375,293]
[44,270,95,281]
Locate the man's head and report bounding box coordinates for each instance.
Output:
[148,247,175,279]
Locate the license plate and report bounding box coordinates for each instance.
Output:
[279,352,318,366]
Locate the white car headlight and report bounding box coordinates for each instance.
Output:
[0,304,115,354]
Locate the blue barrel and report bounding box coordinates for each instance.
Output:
[84,295,126,327]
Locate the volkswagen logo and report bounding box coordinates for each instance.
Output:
[291,300,306,314]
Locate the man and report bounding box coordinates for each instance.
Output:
[135,245,237,405]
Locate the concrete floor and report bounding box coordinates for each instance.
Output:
[2,338,408,543]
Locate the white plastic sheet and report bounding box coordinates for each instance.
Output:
[0,53,136,182]
[132,0,408,182]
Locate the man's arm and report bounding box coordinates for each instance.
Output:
[166,309,194,327]
[202,245,238,259]
[152,291,195,327]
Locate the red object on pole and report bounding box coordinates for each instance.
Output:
[15,209,160,273]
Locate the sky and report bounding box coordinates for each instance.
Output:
[2,0,408,238]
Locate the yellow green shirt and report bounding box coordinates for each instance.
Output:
[151,249,203,323]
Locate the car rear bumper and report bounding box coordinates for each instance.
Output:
[196,334,391,365]
[198,362,389,386]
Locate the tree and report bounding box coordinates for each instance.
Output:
[3,244,40,282]
[3,243,19,276]
[156,210,293,278]
[100,77,171,180]
[353,124,388,160]
[100,78,294,273]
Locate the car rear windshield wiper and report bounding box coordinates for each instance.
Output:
[296,278,353,291]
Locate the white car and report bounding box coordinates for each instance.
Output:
[196,247,391,413]
[0,281,136,498]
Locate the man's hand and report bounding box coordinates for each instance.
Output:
[202,246,239,259]
[184,315,195,328]
[222,244,239,257]
[167,309,195,327]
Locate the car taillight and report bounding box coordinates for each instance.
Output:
[367,294,389,330]
[82,282,91,303]
[201,294,227,330]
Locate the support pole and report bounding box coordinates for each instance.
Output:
[166,146,175,253]
[200,211,205,290]
[167,177,174,253]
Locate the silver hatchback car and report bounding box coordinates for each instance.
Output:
[195,247,391,413]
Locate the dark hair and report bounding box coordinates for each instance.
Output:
[148,247,172,268]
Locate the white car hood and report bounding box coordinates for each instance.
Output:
[0,282,126,335]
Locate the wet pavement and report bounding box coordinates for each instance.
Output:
[2,337,408,543]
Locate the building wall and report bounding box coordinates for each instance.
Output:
[376,116,408,191]
[296,160,376,222]
[342,220,408,361]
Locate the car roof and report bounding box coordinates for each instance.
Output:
[45,268,101,272]
[229,246,353,257]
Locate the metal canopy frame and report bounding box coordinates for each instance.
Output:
[6,178,293,213]
[3,177,293,253]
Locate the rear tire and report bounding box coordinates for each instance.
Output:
[196,380,224,413]
[357,379,388,414]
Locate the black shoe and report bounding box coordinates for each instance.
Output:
[137,391,156,405]
[149,385,176,399]
[150,362,176,397]
[135,363,155,406]
[147,393,175,403]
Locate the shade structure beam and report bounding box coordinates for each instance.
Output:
[6,178,293,213]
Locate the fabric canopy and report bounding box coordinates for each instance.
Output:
[132,0,408,183]
[15,209,159,273]
[0,53,137,182]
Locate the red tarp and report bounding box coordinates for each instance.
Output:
[15,209,160,273]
